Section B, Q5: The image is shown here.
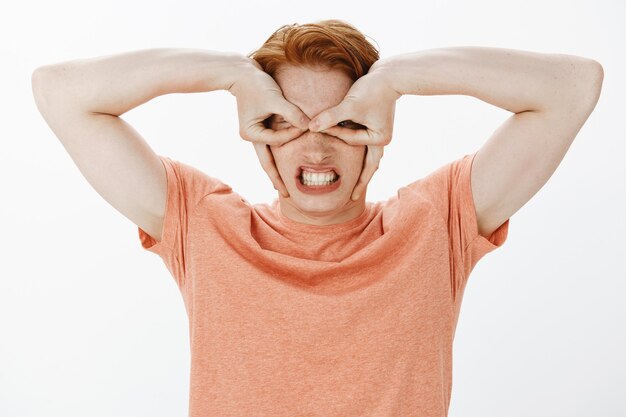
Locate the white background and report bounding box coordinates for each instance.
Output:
[2,0,624,416]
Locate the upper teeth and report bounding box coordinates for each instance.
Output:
[302,170,337,182]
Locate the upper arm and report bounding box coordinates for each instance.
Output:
[32,68,167,242]
[471,61,603,237]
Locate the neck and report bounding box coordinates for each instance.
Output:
[278,196,367,226]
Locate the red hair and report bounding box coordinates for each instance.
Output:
[247,19,380,81]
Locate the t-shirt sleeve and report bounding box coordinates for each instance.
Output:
[137,155,232,289]
[405,151,509,299]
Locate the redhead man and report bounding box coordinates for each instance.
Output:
[32,19,603,417]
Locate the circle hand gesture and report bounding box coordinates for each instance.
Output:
[229,59,310,197]
[307,66,401,200]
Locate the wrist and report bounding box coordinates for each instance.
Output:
[373,52,437,96]
[226,56,265,97]
[368,57,403,101]
[209,52,249,92]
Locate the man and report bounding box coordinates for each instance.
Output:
[32,19,602,417]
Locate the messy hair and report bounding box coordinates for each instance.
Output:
[247,19,380,81]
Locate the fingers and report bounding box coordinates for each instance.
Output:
[308,101,374,145]
[318,125,374,146]
[308,100,389,146]
[351,145,384,201]
[252,142,290,198]
[309,101,352,133]
[281,101,310,131]
[243,124,306,146]
[240,99,310,146]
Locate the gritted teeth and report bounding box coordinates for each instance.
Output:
[297,167,340,186]
[302,172,337,180]
[298,167,340,177]
[296,167,340,189]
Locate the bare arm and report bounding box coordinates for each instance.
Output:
[32,48,250,242]
[376,47,603,236]
[377,46,602,113]
[32,48,246,115]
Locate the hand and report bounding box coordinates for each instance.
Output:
[228,59,310,197]
[307,64,401,201]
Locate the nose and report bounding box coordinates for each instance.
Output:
[298,131,338,163]
[301,129,343,144]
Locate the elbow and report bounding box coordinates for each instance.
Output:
[591,59,604,94]
[31,65,67,111]
[31,65,56,90]
[31,66,58,112]
[589,59,604,80]
[31,67,50,109]
[583,58,604,91]
[31,65,57,93]
[580,59,604,109]
[566,59,604,114]
[31,67,45,94]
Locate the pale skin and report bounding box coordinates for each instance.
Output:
[229,62,373,226]
[253,47,604,236]
[31,49,312,241]
[266,65,370,226]
[31,47,603,242]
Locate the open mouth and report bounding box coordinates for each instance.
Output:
[296,167,341,187]
[292,166,342,194]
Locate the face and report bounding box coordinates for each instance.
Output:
[268,64,367,225]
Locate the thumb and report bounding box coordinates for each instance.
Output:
[309,101,352,132]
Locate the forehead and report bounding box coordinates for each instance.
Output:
[273,64,353,118]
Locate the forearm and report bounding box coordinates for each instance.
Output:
[32,48,249,116]
[375,46,603,114]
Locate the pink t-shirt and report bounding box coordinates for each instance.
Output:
[138,151,509,417]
